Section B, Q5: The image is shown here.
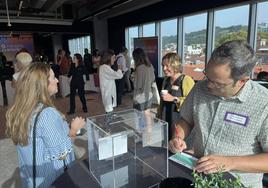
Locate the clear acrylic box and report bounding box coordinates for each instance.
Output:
[87,109,168,188]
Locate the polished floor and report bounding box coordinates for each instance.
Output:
[0,91,134,188]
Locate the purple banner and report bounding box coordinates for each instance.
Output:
[0,34,34,61]
[134,37,158,77]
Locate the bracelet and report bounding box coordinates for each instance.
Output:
[173,97,178,103]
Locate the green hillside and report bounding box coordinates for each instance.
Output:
[162,25,250,47]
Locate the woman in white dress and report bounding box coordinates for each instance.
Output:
[99,49,123,113]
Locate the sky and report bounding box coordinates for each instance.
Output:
[129,2,268,36]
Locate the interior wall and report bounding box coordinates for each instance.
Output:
[93,17,108,51]
[0,20,93,62]
[52,35,63,63]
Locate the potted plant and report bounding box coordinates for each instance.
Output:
[192,171,252,188]
[159,171,251,188]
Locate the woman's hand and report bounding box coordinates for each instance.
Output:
[162,93,176,102]
[69,117,85,138]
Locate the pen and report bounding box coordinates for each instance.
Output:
[175,126,180,138]
[175,126,182,153]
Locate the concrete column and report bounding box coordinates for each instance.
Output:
[52,34,62,63]
[93,17,108,51]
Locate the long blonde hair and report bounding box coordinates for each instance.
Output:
[6,63,55,146]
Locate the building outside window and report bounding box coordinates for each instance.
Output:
[125,1,268,80]
[254,1,268,78]
[183,13,207,80]
[214,5,249,49]
[160,19,177,57]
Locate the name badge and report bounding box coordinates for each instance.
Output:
[172,85,179,90]
[224,112,249,126]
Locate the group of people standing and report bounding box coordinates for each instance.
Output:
[99,41,268,188]
[5,39,268,188]
[56,48,101,114]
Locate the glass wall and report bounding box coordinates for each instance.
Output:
[160,19,177,57]
[142,23,156,37]
[125,1,268,80]
[214,5,249,49]
[254,1,268,78]
[128,26,139,56]
[183,13,207,80]
[68,35,91,57]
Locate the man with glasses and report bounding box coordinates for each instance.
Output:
[169,40,268,188]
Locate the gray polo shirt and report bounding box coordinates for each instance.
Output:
[181,80,268,188]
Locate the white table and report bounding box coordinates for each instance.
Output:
[84,74,100,93]
[59,74,100,97]
[59,75,70,97]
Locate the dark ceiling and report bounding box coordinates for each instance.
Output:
[0,0,163,26]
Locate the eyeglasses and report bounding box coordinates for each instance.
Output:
[203,70,234,89]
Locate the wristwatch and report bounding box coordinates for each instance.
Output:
[173,97,178,103]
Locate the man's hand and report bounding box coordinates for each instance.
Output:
[195,155,234,174]
[169,137,187,153]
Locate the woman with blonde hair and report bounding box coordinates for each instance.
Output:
[6,62,85,188]
[12,51,33,87]
[158,52,195,140]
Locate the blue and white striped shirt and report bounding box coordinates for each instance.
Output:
[17,106,75,188]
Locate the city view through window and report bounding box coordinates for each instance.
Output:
[255,2,268,78]
[125,1,268,80]
[183,13,207,80]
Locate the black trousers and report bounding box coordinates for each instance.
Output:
[69,84,87,112]
[115,75,125,106]
[0,79,7,105]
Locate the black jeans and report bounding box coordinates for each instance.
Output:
[115,75,125,106]
[69,84,87,112]
[0,79,7,105]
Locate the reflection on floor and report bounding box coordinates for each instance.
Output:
[0,91,134,188]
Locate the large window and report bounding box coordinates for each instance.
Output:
[128,26,138,56]
[142,23,155,37]
[125,1,268,80]
[214,5,249,49]
[68,35,91,57]
[254,1,268,78]
[161,19,177,57]
[183,13,207,80]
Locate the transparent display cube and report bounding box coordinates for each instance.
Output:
[87,109,168,188]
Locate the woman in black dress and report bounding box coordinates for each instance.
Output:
[68,53,88,114]
[157,53,195,140]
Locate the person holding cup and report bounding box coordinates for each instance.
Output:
[157,53,195,140]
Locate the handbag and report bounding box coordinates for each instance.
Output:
[93,73,100,87]
[151,81,160,105]
[32,107,68,188]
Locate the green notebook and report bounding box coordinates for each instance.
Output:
[169,152,198,169]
